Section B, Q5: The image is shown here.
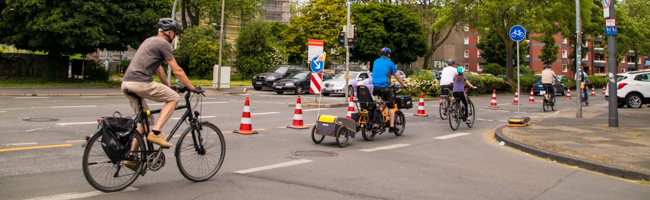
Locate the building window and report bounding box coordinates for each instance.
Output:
[562,64,568,72]
[622,68,626,72]
[584,41,588,47]
[595,54,601,61]
[583,54,588,61]
[477,64,483,72]
[621,57,626,63]
[464,50,469,58]
[477,36,481,43]
[562,37,567,44]
[639,58,642,64]
[627,56,636,63]
[465,64,469,69]
[478,50,482,57]
[562,50,567,58]
[464,37,469,45]
[596,68,600,73]
[464,25,469,32]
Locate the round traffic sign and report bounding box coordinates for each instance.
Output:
[509,25,526,41]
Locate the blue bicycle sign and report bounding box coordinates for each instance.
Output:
[509,25,526,41]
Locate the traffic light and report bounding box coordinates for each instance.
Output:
[338,31,346,47]
[352,26,358,48]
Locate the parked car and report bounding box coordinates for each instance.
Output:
[605,70,650,108]
[479,73,495,77]
[466,71,479,75]
[321,71,370,96]
[273,71,332,95]
[252,65,309,90]
[496,74,506,80]
[429,70,442,80]
[533,75,567,96]
[557,75,569,82]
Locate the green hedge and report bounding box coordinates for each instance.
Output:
[398,71,512,97]
[83,61,110,82]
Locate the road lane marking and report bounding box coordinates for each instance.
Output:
[26,127,45,132]
[26,187,137,200]
[303,108,329,111]
[4,142,37,146]
[65,140,86,143]
[171,116,216,120]
[359,143,411,152]
[202,101,229,104]
[57,122,96,126]
[14,97,50,99]
[0,111,7,113]
[0,144,72,152]
[435,133,471,140]
[50,105,96,108]
[234,159,313,174]
[251,112,280,115]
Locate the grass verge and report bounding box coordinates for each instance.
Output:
[1,74,252,87]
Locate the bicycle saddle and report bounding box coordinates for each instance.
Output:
[123,89,140,98]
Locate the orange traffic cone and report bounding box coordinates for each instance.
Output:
[512,88,520,105]
[528,87,535,103]
[489,89,498,107]
[347,96,355,119]
[566,87,572,99]
[591,86,596,96]
[234,97,258,134]
[120,67,123,78]
[414,92,428,117]
[602,86,606,95]
[287,96,308,129]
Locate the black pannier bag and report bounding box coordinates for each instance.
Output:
[100,112,135,163]
[395,95,413,109]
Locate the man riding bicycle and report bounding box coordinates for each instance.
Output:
[541,65,558,101]
[440,59,458,108]
[121,18,198,170]
[372,47,407,133]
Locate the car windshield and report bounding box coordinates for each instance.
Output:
[534,76,542,82]
[617,75,626,82]
[335,72,359,79]
[288,72,308,79]
[267,66,289,74]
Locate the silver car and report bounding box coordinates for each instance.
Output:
[321,71,370,96]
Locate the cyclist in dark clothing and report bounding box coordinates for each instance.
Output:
[371,47,407,133]
[452,67,477,123]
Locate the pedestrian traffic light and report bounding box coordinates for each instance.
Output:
[338,31,346,47]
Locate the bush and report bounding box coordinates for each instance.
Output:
[465,74,512,96]
[401,71,439,97]
[189,40,221,80]
[83,61,110,82]
[588,75,607,89]
[119,59,131,73]
[513,75,536,93]
[482,63,505,76]
[175,26,220,73]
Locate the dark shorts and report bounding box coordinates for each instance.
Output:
[373,87,394,109]
[441,84,453,96]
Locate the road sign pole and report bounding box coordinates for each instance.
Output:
[344,2,351,102]
[606,0,618,127]
[517,40,520,117]
[576,0,583,118]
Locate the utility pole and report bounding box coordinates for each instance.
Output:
[575,0,583,118]
[344,2,351,102]
[168,0,179,84]
[606,0,618,127]
[217,0,225,90]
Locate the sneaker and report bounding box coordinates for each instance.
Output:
[389,127,398,133]
[147,132,172,148]
[124,161,140,171]
[466,118,472,124]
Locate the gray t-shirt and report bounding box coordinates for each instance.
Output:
[122,36,175,82]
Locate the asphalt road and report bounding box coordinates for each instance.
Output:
[0,91,648,200]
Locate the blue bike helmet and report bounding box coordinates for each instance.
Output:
[380,47,391,56]
[447,59,456,66]
[457,67,464,74]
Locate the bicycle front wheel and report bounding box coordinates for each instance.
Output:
[449,105,460,131]
[467,100,475,128]
[394,111,405,136]
[82,129,144,192]
[176,122,226,182]
[439,99,448,120]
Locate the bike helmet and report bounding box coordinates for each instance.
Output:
[544,65,552,69]
[157,18,183,34]
[380,47,391,56]
[447,59,456,66]
[457,67,464,74]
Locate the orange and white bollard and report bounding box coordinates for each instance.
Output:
[347,96,355,119]
[602,86,606,95]
[287,96,308,129]
[512,88,519,105]
[489,89,498,107]
[234,97,258,134]
[591,86,596,96]
[528,87,535,103]
[566,87,572,99]
[414,92,428,117]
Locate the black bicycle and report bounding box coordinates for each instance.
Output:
[439,88,452,120]
[542,84,556,112]
[82,86,226,192]
[448,89,475,131]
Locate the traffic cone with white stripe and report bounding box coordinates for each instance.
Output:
[489,89,498,107]
[234,96,258,134]
[347,96,355,119]
[120,67,123,78]
[512,88,520,105]
[602,86,606,95]
[414,92,429,117]
[591,86,596,96]
[528,87,535,103]
[287,96,308,129]
[566,87,572,99]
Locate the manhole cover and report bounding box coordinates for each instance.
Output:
[291,150,338,157]
[23,118,59,122]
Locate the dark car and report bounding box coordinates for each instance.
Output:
[252,65,309,90]
[429,70,442,80]
[273,71,332,94]
[533,75,567,96]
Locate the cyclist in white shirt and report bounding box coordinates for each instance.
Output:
[439,59,458,104]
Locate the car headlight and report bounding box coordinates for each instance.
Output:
[285,83,294,86]
[267,77,276,81]
[253,76,257,79]
[273,82,277,86]
[335,83,345,89]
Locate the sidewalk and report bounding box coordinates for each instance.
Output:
[0,86,252,96]
[495,103,650,181]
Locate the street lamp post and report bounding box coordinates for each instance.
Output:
[217,0,225,90]
[168,0,180,84]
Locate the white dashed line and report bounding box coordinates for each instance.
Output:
[25,127,45,132]
[171,116,216,120]
[0,111,6,113]
[57,122,96,126]
[234,159,313,174]
[50,105,96,108]
[435,132,471,140]
[26,187,138,200]
[303,108,330,111]
[4,142,37,146]
[359,144,411,152]
[251,112,280,115]
[14,97,50,99]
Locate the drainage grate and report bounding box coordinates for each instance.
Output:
[23,118,59,122]
[291,150,338,157]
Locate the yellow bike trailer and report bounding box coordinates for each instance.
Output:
[311,115,357,148]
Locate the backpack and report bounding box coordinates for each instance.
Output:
[100,112,135,163]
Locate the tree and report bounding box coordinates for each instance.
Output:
[189,40,220,80]
[538,34,559,65]
[616,0,650,71]
[476,30,528,70]
[175,25,220,73]
[236,19,274,79]
[0,0,171,79]
[482,63,505,76]
[423,0,472,69]
[350,3,428,64]
[180,0,264,29]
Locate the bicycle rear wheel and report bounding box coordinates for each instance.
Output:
[82,130,144,192]
[439,99,448,120]
[551,98,556,111]
[543,99,549,112]
[176,122,226,182]
[394,111,405,136]
[448,104,460,131]
[467,100,475,128]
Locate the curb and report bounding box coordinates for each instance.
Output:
[494,126,650,181]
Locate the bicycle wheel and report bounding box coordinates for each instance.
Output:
[335,127,349,148]
[543,99,549,112]
[82,130,144,192]
[439,99,448,120]
[361,119,375,141]
[448,104,460,131]
[311,126,324,144]
[394,111,405,136]
[467,100,475,128]
[176,122,225,182]
[551,98,556,111]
